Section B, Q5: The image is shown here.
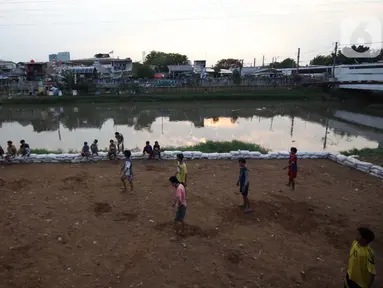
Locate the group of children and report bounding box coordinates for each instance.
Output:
[0,140,31,164]
[81,132,125,160]
[0,140,376,286]
[80,133,162,162]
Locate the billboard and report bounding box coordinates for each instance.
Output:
[193,60,206,73]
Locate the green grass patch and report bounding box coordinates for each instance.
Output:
[340,147,383,157]
[164,140,268,154]
[30,148,64,154]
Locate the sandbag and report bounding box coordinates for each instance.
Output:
[182,152,193,158]
[278,151,290,156]
[327,153,338,161]
[35,154,47,159]
[267,152,278,159]
[218,153,231,159]
[356,166,370,173]
[336,154,348,162]
[201,153,209,159]
[207,153,219,159]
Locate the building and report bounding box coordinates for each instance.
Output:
[111,59,133,73]
[49,51,70,62]
[24,62,48,81]
[49,54,57,62]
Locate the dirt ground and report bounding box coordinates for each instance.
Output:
[0,159,382,288]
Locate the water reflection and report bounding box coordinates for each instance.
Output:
[0,101,382,152]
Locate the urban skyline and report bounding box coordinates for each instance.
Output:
[0,0,382,66]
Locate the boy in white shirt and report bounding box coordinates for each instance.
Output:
[120,150,133,192]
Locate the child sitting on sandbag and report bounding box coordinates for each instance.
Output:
[153,141,161,160]
[0,146,4,158]
[143,141,154,159]
[5,141,17,164]
[91,139,98,156]
[108,139,117,160]
[81,142,90,157]
[18,140,31,157]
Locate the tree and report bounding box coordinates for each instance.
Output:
[310,55,333,66]
[143,51,189,73]
[214,59,243,71]
[132,62,155,79]
[273,58,296,68]
[309,45,383,65]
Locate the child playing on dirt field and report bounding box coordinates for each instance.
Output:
[120,150,133,192]
[345,227,376,288]
[115,132,124,154]
[108,140,117,160]
[0,146,4,158]
[143,141,154,159]
[91,139,98,155]
[236,158,251,213]
[81,142,90,157]
[153,141,161,160]
[175,153,188,198]
[169,176,187,237]
[284,147,298,190]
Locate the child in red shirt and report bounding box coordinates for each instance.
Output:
[284,147,298,190]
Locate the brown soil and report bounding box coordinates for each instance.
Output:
[0,160,382,288]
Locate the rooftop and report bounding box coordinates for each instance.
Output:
[167,65,193,72]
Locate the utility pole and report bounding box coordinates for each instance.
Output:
[262,55,265,67]
[296,48,300,73]
[253,58,256,67]
[332,42,338,77]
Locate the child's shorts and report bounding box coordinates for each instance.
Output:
[123,174,133,182]
[288,170,297,179]
[175,204,187,222]
[240,184,249,196]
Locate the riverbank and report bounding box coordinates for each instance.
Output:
[1,160,382,287]
[0,87,330,105]
[341,147,383,167]
[29,141,269,155]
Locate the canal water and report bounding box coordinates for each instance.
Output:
[0,101,382,153]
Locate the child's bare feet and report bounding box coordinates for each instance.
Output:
[244,208,252,213]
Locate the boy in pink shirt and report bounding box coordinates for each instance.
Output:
[169,176,187,236]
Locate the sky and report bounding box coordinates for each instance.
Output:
[0,0,382,66]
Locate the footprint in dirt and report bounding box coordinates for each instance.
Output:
[5,179,31,190]
[154,221,219,238]
[63,172,88,184]
[113,212,138,222]
[93,202,112,216]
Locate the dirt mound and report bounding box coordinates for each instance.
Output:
[93,202,112,216]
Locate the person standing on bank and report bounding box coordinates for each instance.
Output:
[115,132,124,154]
[237,158,251,213]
